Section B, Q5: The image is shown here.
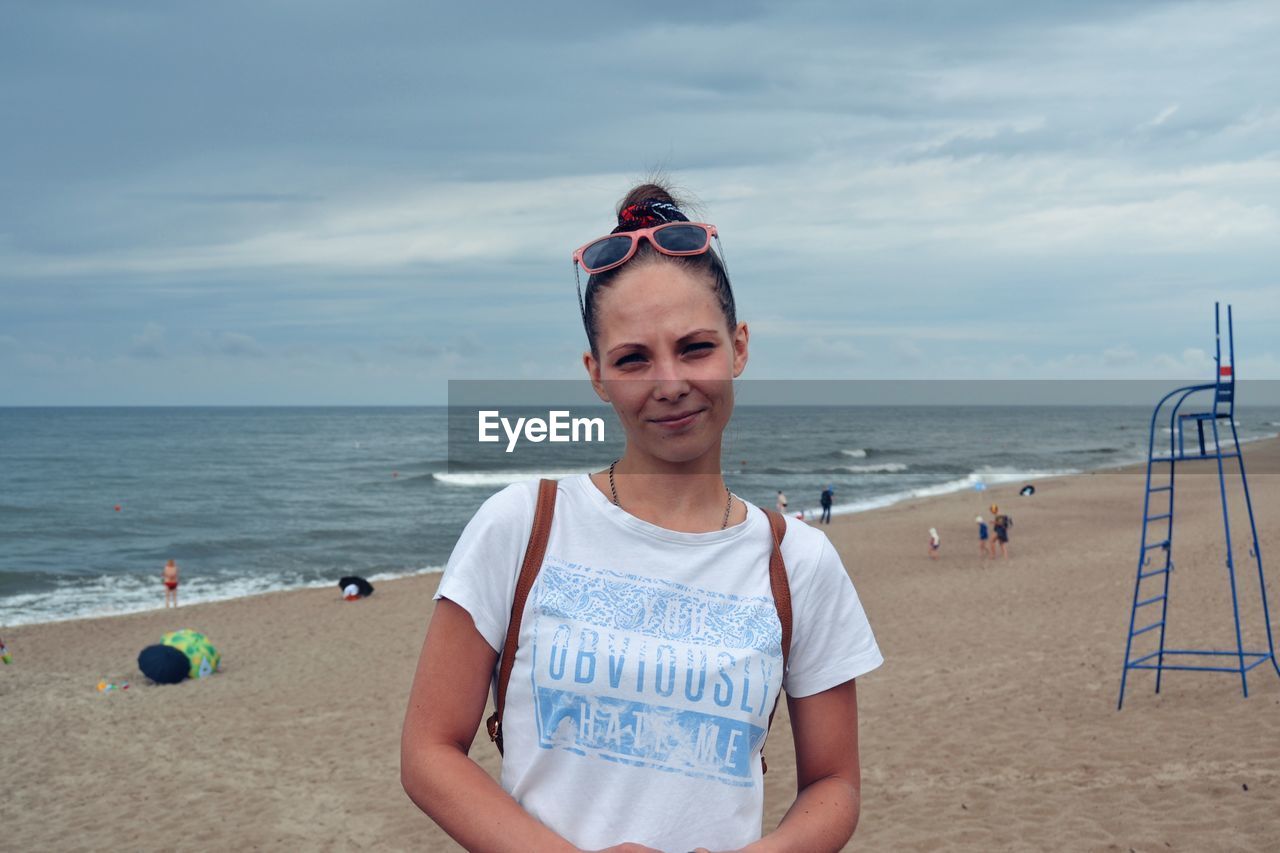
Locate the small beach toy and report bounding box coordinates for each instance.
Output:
[0,637,11,664]
[161,629,221,679]
[990,504,999,514]
[138,644,191,684]
[1020,484,1036,496]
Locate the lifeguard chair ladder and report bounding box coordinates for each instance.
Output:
[1118,303,1278,709]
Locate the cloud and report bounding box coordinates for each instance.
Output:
[800,337,865,365]
[1102,346,1138,366]
[1140,104,1180,130]
[1154,347,1216,375]
[126,323,165,360]
[1,1,1278,401]
[208,331,266,359]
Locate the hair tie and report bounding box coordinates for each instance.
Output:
[612,199,689,233]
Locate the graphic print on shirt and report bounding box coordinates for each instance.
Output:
[528,556,782,787]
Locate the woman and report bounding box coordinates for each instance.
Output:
[991,503,1011,559]
[401,184,882,852]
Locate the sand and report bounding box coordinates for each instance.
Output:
[3,440,1279,852]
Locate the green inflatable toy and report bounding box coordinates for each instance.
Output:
[161,629,221,679]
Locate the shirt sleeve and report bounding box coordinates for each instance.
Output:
[783,533,883,698]
[433,481,537,653]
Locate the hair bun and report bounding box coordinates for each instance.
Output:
[612,199,689,233]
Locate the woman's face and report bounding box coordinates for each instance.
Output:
[583,259,748,467]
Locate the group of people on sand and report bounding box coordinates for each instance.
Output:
[926,506,1013,560]
[927,505,1014,560]
[979,504,1013,559]
[775,485,837,524]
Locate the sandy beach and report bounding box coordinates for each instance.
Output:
[3,440,1279,852]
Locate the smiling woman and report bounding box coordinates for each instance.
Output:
[401,181,883,853]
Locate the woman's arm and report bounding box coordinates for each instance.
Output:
[400,598,579,853]
[746,679,863,853]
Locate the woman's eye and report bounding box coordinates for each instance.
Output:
[685,342,715,355]
[614,352,646,367]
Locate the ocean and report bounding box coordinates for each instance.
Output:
[3,405,1278,627]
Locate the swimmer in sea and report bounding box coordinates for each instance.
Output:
[163,559,179,608]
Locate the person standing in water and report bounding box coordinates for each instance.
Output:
[820,485,834,524]
[162,559,180,608]
[776,489,788,515]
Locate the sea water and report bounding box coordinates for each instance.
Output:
[2,405,1277,626]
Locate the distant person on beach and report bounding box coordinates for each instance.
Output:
[977,515,991,558]
[991,505,1012,558]
[776,490,788,514]
[928,527,940,559]
[819,485,834,524]
[162,559,179,607]
[402,181,882,853]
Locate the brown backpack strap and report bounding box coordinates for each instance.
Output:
[486,478,558,754]
[761,507,791,773]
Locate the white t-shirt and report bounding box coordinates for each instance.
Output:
[435,474,882,852]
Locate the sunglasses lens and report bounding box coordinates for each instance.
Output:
[581,236,632,271]
[653,224,708,253]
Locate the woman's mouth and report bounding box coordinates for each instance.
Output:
[649,408,705,431]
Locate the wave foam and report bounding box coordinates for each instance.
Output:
[0,565,445,628]
[839,463,908,474]
[432,468,593,487]
[840,449,867,458]
[791,466,1079,521]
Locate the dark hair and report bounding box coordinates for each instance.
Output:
[581,182,737,358]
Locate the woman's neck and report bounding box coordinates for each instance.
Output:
[591,450,746,533]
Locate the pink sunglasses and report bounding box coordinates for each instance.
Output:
[573,222,720,274]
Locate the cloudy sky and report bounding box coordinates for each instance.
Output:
[2,1,1278,404]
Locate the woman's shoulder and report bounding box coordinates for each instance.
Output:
[777,511,828,552]
[474,478,545,519]
[446,480,549,569]
[769,512,848,585]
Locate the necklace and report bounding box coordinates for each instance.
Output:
[608,458,734,530]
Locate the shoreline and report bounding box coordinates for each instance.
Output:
[7,431,1277,630]
[0,563,448,631]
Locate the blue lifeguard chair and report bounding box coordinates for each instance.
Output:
[1118,303,1278,709]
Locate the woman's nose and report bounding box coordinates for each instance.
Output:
[649,356,691,401]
